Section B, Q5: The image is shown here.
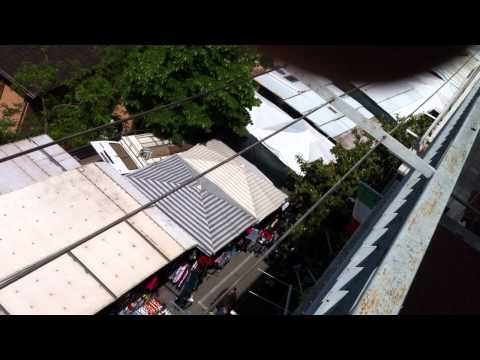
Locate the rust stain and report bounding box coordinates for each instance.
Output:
[408,216,418,231]
[387,285,407,311]
[408,188,442,231]
[356,288,380,314]
[358,283,408,314]
[445,150,464,174]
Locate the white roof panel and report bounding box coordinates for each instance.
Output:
[279,65,331,91]
[0,149,36,194]
[96,162,198,252]
[0,169,127,280]
[255,73,301,100]
[247,93,336,174]
[0,143,50,183]
[0,163,189,314]
[180,141,287,222]
[71,222,168,297]
[272,69,312,92]
[80,164,189,260]
[320,118,357,138]
[0,254,115,315]
[285,90,358,138]
[30,135,80,171]
[0,134,80,195]
[285,90,325,113]
[308,106,343,127]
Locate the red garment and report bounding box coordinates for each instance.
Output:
[261,230,273,241]
[246,227,254,235]
[146,275,159,291]
[198,255,215,267]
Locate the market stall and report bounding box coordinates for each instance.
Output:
[118,293,172,315]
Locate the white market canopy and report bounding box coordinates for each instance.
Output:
[0,162,195,315]
[256,55,480,144]
[247,93,336,175]
[255,70,359,138]
[0,134,80,195]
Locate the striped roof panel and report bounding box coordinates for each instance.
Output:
[126,155,255,255]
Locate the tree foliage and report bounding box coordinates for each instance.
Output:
[284,114,434,254]
[3,46,259,148]
[115,46,260,143]
[0,118,17,144]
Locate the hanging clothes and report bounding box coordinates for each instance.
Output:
[260,229,273,242]
[176,268,191,290]
[191,260,199,272]
[145,275,159,291]
[170,265,184,284]
[245,228,260,242]
[215,252,231,268]
[198,255,215,268]
[171,264,190,286]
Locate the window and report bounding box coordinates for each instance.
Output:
[276,69,286,75]
[285,75,299,83]
[327,106,338,114]
[140,149,153,160]
[428,109,439,118]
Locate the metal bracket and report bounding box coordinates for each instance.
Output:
[351,117,435,178]
[324,89,436,178]
[288,70,436,178]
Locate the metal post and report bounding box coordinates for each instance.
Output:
[295,268,303,295]
[298,78,436,178]
[284,285,293,315]
[256,268,298,292]
[248,290,286,313]
[325,230,333,256]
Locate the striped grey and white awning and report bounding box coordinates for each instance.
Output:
[126,155,256,255]
[179,140,288,222]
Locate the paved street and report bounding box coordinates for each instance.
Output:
[157,250,270,315]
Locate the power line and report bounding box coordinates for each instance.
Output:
[389,55,475,135]
[205,55,476,312]
[0,66,282,164]
[0,83,364,290]
[0,54,474,298]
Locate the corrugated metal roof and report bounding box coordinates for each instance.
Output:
[0,162,190,314]
[179,140,287,222]
[256,73,358,138]
[0,134,80,195]
[127,155,256,255]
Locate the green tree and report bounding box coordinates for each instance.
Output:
[0,119,17,144]
[115,46,260,143]
[5,46,260,148]
[284,114,434,255]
